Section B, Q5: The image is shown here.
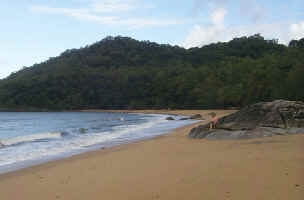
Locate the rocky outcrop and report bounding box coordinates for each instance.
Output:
[166,117,175,120]
[180,117,189,120]
[189,100,304,139]
[180,114,204,121]
[189,114,203,119]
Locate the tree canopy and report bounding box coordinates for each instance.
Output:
[0,35,303,110]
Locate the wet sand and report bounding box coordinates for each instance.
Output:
[0,110,303,200]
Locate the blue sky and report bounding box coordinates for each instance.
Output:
[0,0,303,78]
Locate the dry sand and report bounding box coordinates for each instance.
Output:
[0,110,303,200]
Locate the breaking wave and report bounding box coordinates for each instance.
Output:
[0,132,65,148]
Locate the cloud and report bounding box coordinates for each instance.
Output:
[290,21,304,40]
[192,0,227,16]
[183,7,228,48]
[239,0,266,23]
[30,5,118,25]
[192,0,266,23]
[30,1,179,28]
[183,22,296,48]
[31,6,87,16]
[210,7,227,25]
[183,22,304,48]
[183,0,303,48]
[91,0,136,13]
[193,0,228,8]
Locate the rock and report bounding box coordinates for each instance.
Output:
[166,117,175,120]
[189,124,213,138]
[189,100,304,139]
[60,131,70,137]
[189,114,202,119]
[180,117,190,120]
[180,115,205,120]
[79,128,87,134]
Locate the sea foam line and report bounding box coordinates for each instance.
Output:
[0,132,63,147]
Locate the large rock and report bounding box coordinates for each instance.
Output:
[189,114,202,119]
[189,100,304,139]
[180,114,204,121]
[166,117,175,120]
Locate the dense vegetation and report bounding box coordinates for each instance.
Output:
[0,34,303,110]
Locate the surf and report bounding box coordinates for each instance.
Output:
[0,132,64,148]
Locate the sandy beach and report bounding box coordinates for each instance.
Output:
[0,110,303,200]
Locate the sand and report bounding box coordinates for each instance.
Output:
[0,110,303,200]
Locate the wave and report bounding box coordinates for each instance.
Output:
[111,116,167,136]
[0,113,198,171]
[0,115,171,149]
[0,132,65,148]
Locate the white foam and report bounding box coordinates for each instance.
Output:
[0,132,62,146]
[112,116,167,135]
[0,114,197,171]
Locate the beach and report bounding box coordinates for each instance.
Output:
[0,110,303,200]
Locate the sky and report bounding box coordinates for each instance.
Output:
[0,0,303,78]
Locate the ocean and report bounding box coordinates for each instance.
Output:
[0,112,198,173]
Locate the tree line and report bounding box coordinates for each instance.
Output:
[0,34,303,110]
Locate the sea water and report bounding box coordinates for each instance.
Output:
[0,112,198,173]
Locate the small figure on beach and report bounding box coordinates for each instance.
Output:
[209,113,217,130]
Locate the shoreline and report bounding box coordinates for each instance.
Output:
[0,120,201,179]
[0,110,231,176]
[0,109,303,200]
[0,110,209,177]
[78,109,238,116]
[0,111,202,175]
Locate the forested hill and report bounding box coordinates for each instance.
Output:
[0,35,303,110]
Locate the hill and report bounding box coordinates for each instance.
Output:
[0,34,303,110]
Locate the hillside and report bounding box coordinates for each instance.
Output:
[0,35,303,110]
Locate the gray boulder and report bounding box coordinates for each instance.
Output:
[180,114,204,121]
[79,128,87,134]
[180,117,189,120]
[189,100,304,139]
[166,117,175,120]
[189,114,203,119]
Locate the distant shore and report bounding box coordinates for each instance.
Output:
[0,108,239,113]
[78,109,238,117]
[0,109,303,200]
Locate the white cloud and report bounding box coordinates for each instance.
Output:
[31,6,87,16]
[30,5,118,25]
[183,22,296,48]
[239,0,266,23]
[210,8,227,25]
[183,1,303,48]
[91,0,136,13]
[290,21,304,40]
[29,1,179,28]
[192,0,228,16]
[183,7,228,48]
[183,25,224,48]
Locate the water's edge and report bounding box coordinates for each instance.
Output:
[0,112,199,175]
